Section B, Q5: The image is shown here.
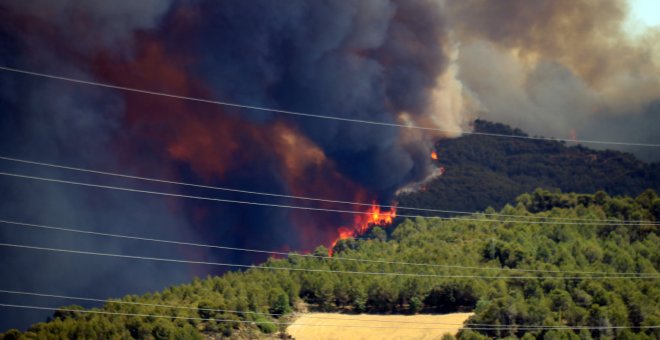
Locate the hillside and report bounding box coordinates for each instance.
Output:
[397,120,660,214]
[1,189,659,339]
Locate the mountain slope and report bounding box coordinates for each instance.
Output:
[2,190,659,339]
[397,120,660,214]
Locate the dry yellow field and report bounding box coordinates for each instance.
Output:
[286,312,473,340]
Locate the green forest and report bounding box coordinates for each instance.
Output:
[2,189,659,339]
[398,120,660,214]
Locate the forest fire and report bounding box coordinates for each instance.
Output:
[329,203,397,255]
[431,151,438,160]
[355,203,397,233]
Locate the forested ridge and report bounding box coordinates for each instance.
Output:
[2,189,659,339]
[398,120,660,214]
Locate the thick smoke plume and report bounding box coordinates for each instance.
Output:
[1,0,659,331]
[169,0,471,194]
[0,0,474,331]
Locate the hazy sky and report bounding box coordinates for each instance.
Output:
[628,0,660,27]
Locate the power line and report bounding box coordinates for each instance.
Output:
[1,66,657,332]
[1,155,656,226]
[0,302,455,330]
[0,65,657,148]
[0,303,657,331]
[0,219,654,277]
[0,289,470,326]
[1,242,658,279]
[0,171,656,227]
[0,289,651,329]
[0,289,285,316]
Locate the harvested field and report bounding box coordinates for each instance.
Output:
[287,312,473,340]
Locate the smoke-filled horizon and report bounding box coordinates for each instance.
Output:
[0,0,658,331]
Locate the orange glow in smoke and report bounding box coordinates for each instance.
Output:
[431,151,438,160]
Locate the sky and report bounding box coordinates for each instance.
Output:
[629,0,660,27]
[0,0,658,331]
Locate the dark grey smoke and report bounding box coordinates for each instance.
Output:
[181,0,451,195]
[0,71,200,331]
[0,0,195,331]
[0,0,457,331]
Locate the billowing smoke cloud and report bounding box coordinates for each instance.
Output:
[446,0,660,158]
[169,0,469,194]
[0,0,475,331]
[1,0,658,332]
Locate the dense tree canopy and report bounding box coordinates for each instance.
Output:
[2,190,659,339]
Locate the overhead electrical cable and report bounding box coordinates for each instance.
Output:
[0,219,654,277]
[0,303,657,330]
[0,289,655,328]
[0,155,656,226]
[0,65,658,147]
[0,242,658,280]
[0,171,657,227]
[0,289,504,326]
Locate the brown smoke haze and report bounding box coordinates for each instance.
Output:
[445,0,660,158]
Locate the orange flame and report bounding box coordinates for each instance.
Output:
[355,203,397,233]
[330,227,356,251]
[431,151,438,160]
[329,203,397,255]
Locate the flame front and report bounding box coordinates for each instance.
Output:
[356,203,397,234]
[330,227,356,251]
[329,203,397,255]
[431,151,439,160]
